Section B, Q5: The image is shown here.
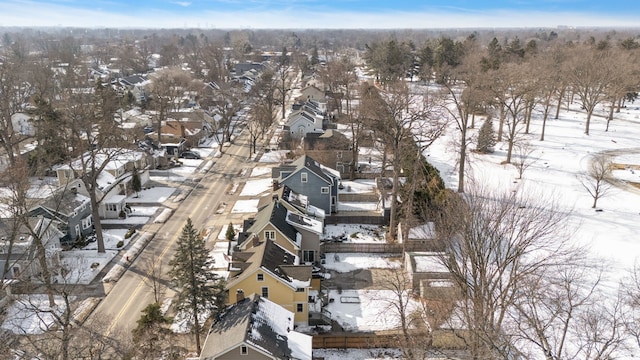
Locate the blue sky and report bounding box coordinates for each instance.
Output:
[0,0,638,28]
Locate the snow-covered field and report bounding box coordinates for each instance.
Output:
[424,97,640,279]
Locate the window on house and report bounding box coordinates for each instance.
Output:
[12,266,20,277]
[264,230,275,240]
[261,287,269,298]
[301,172,308,183]
[257,273,264,281]
[81,216,92,230]
[240,346,248,355]
[106,204,117,212]
[337,151,342,159]
[296,303,304,313]
[296,288,305,292]
[321,187,329,194]
[303,250,315,263]
[331,196,336,205]
[75,224,80,236]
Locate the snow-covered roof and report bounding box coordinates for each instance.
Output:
[286,210,323,235]
[200,294,312,360]
[410,252,449,273]
[408,222,436,240]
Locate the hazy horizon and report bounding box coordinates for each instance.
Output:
[0,0,638,29]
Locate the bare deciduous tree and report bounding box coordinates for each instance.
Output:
[568,47,614,135]
[512,141,535,180]
[435,186,578,359]
[362,81,446,240]
[148,67,193,145]
[579,154,613,209]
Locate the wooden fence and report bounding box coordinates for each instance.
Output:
[312,330,466,349]
[321,241,441,254]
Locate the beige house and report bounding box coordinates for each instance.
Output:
[227,239,313,326]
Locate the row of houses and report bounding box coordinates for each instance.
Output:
[199,152,444,359]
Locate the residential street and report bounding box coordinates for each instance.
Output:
[92,128,258,336]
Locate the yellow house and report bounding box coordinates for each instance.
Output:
[227,239,312,326]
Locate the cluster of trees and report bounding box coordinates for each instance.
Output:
[365,34,640,193]
[356,33,640,359]
[0,32,249,358]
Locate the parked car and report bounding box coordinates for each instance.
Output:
[179,151,201,159]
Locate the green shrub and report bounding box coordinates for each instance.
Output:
[117,240,124,248]
[125,228,136,239]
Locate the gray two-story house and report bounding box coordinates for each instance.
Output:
[29,183,93,248]
[0,217,64,281]
[238,196,323,265]
[272,155,340,214]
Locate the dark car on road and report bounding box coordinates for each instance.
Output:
[179,151,201,159]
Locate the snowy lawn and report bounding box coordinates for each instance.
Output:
[313,348,403,360]
[80,229,134,251]
[239,178,273,196]
[231,199,259,213]
[217,223,244,241]
[325,289,425,332]
[323,224,387,242]
[323,253,401,273]
[338,179,377,194]
[1,294,71,334]
[128,206,159,216]
[259,150,290,163]
[126,187,176,203]
[61,249,118,284]
[251,166,273,177]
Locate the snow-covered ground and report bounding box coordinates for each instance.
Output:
[324,289,424,332]
[231,199,260,213]
[323,224,387,242]
[322,253,401,273]
[239,178,273,196]
[423,97,640,279]
[1,137,218,335]
[313,348,404,360]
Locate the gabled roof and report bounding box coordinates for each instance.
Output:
[280,155,337,184]
[227,239,311,290]
[242,200,298,249]
[120,75,149,86]
[31,188,90,219]
[287,110,317,126]
[200,294,312,360]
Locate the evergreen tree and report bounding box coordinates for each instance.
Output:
[476,118,496,153]
[131,166,142,197]
[132,302,172,357]
[225,222,236,241]
[169,218,225,354]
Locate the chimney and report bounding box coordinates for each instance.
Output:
[236,289,245,303]
[252,234,260,247]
